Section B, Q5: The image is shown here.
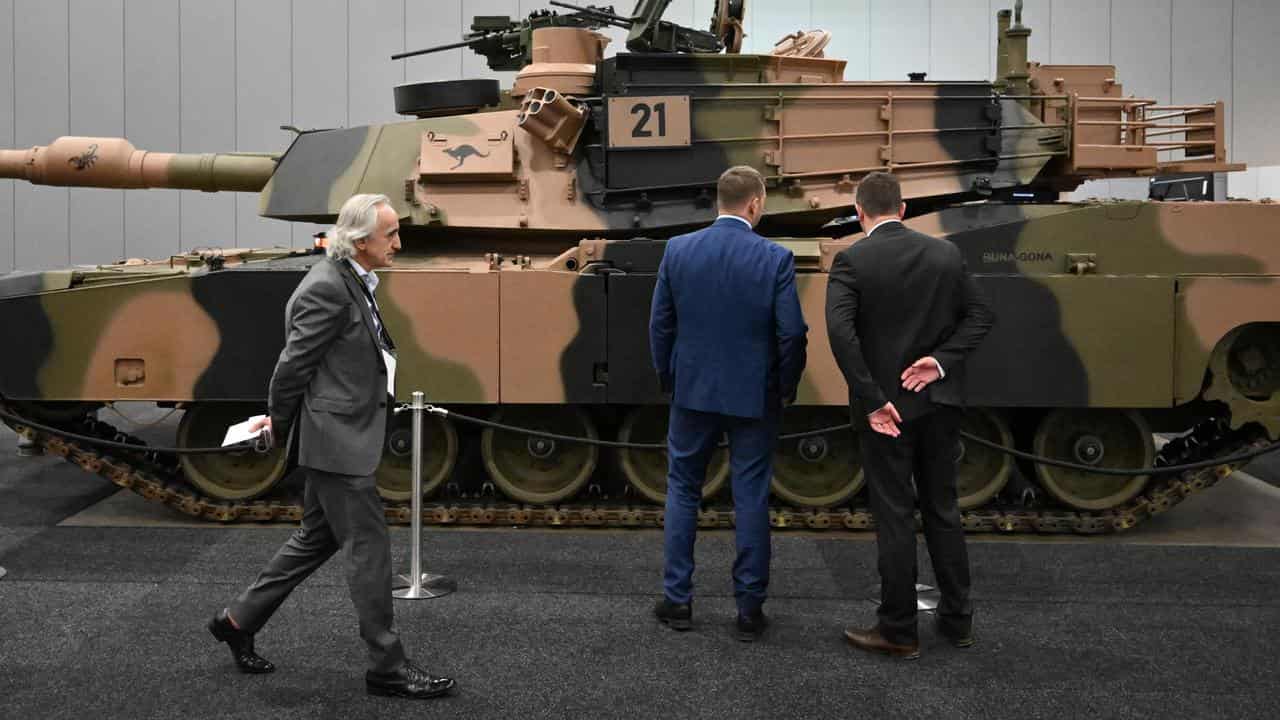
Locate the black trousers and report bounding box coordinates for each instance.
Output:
[858,406,972,644]
[227,467,406,674]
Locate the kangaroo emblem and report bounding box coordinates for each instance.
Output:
[442,144,489,169]
[68,143,99,171]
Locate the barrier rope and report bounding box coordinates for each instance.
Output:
[957,427,1279,475]
[4,403,1279,477]
[423,406,1280,477]
[0,407,264,455]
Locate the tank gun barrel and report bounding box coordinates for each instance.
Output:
[548,0,630,24]
[0,137,276,192]
[391,37,483,61]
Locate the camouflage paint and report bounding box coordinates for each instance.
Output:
[191,268,301,400]
[378,270,496,404]
[35,277,221,401]
[442,270,584,404]
[928,200,1275,408]
[247,49,1065,239]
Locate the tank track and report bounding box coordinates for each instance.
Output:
[4,411,1268,534]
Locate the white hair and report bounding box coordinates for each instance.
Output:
[326,193,392,260]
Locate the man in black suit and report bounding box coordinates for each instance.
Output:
[825,172,994,659]
[207,193,454,699]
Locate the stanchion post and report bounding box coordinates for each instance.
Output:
[16,434,43,457]
[393,391,457,600]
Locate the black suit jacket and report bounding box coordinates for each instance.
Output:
[824,221,994,422]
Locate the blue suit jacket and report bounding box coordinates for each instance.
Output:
[649,216,809,419]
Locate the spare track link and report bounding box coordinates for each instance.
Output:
[4,412,1266,534]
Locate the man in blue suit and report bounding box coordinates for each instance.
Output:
[649,165,809,641]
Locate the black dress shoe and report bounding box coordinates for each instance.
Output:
[735,608,768,642]
[207,609,275,674]
[366,662,456,699]
[653,598,692,631]
[843,625,920,660]
[936,618,975,648]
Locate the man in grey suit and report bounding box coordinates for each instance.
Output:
[207,193,455,700]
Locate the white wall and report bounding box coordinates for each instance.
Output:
[0,0,14,273]
[1,0,1277,270]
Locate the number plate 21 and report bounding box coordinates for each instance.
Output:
[606,96,691,149]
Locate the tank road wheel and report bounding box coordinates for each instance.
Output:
[1032,409,1154,511]
[1203,324,1280,436]
[177,403,288,501]
[481,406,598,505]
[617,406,730,504]
[770,407,864,508]
[374,412,458,502]
[954,409,1014,510]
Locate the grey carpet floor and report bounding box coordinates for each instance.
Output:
[2,458,1279,718]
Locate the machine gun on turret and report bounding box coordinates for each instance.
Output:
[392,5,618,71]
[393,0,746,71]
[549,0,726,54]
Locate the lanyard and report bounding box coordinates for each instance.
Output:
[346,264,396,352]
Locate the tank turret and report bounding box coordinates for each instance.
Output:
[0,0,1239,239]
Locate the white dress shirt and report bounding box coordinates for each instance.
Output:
[347,257,385,339]
[716,214,753,230]
[866,217,902,235]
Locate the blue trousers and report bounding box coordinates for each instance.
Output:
[663,404,778,613]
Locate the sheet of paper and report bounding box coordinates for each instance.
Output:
[222,415,267,447]
[382,350,397,397]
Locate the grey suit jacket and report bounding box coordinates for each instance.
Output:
[268,256,391,477]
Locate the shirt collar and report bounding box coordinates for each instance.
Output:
[346,257,378,294]
[715,214,753,230]
[867,218,903,236]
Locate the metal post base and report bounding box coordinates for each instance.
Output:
[393,573,457,600]
[391,392,459,602]
[16,436,42,457]
[866,583,939,612]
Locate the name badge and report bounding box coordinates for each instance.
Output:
[382,350,397,397]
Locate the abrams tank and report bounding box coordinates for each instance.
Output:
[2,0,1276,533]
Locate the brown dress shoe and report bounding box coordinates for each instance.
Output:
[843,626,920,660]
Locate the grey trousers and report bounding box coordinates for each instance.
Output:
[227,467,406,674]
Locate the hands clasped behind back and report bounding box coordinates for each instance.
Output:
[900,356,942,393]
[866,355,943,438]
